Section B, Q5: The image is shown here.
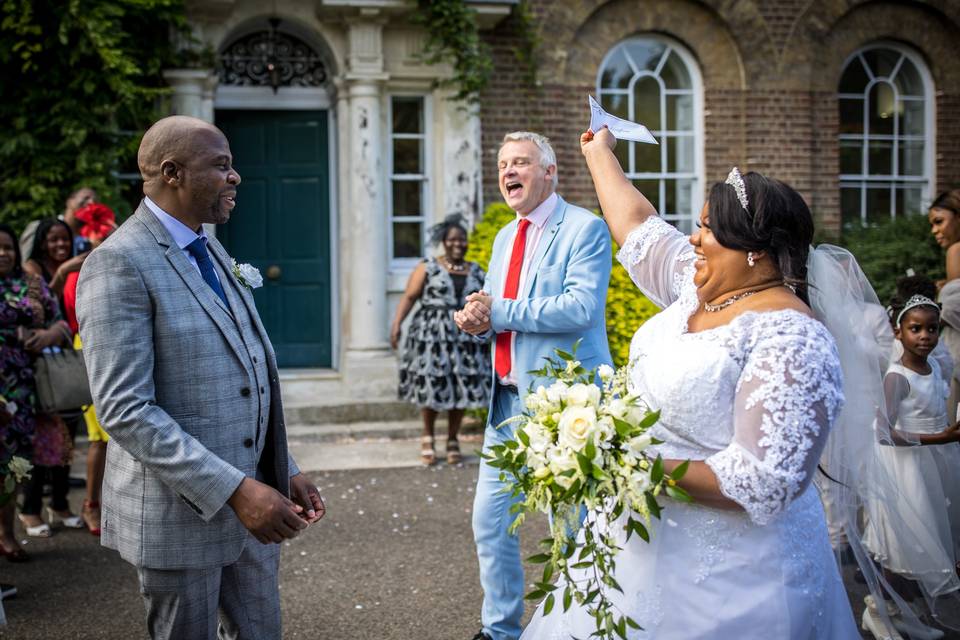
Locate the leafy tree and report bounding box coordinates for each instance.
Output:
[0,0,186,230]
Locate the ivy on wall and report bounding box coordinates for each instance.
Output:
[0,0,186,230]
[414,0,493,104]
[466,202,660,368]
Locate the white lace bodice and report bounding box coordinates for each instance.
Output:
[617,216,845,526]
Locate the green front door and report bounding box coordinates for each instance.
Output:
[215,110,332,368]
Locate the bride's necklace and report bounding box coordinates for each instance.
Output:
[703,282,783,312]
[440,257,466,273]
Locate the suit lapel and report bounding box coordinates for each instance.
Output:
[207,238,273,357]
[521,197,567,299]
[135,206,249,366]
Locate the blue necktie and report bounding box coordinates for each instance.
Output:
[186,237,230,310]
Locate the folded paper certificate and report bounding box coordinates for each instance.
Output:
[589,95,658,144]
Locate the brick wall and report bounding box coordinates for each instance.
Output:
[478,0,960,235]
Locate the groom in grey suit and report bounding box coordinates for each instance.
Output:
[77,116,324,640]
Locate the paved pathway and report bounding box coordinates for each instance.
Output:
[1,438,957,639]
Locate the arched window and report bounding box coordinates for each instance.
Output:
[838,43,934,231]
[596,36,704,233]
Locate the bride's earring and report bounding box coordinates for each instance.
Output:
[747,252,756,267]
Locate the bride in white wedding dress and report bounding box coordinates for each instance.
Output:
[521,128,859,639]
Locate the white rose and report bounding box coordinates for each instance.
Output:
[548,446,580,489]
[594,416,615,448]
[7,456,32,482]
[625,434,653,458]
[546,381,568,405]
[627,470,652,495]
[523,421,553,454]
[557,406,597,451]
[598,364,614,382]
[238,263,264,288]
[605,398,629,420]
[566,383,599,407]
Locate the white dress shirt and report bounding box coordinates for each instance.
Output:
[143,196,223,287]
[500,191,558,385]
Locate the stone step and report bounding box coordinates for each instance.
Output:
[285,416,485,444]
[283,400,419,426]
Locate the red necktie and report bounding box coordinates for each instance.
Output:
[495,218,531,379]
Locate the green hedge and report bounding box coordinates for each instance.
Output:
[838,214,944,304]
[465,202,659,367]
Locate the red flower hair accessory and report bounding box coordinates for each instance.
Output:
[74,202,117,241]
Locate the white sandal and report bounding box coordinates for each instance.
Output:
[420,436,436,466]
[17,514,51,538]
[46,507,83,529]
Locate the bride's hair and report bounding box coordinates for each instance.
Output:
[707,171,814,303]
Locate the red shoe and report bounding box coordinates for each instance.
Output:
[81,500,101,536]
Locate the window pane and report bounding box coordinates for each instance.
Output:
[894,59,924,97]
[862,49,900,79]
[664,178,693,218]
[666,94,693,131]
[667,135,694,172]
[899,140,924,176]
[635,138,661,173]
[659,51,692,90]
[900,100,924,135]
[632,179,660,213]
[393,138,421,174]
[841,186,862,230]
[624,41,666,74]
[392,97,422,134]
[838,98,863,135]
[894,186,923,216]
[865,185,892,225]
[839,56,870,93]
[392,180,421,216]
[839,139,862,175]
[868,83,896,135]
[867,139,893,175]
[599,48,633,89]
[392,222,422,258]
[634,76,661,131]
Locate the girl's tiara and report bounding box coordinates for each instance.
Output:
[895,294,939,326]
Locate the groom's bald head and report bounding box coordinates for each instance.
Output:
[138,116,224,193]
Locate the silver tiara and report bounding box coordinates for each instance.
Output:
[725,167,748,212]
[895,294,939,326]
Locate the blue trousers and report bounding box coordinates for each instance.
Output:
[473,383,525,640]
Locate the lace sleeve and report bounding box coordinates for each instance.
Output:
[615,216,695,308]
[705,317,844,525]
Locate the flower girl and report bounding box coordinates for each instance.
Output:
[863,293,960,639]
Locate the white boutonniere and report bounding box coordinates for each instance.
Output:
[231,259,264,289]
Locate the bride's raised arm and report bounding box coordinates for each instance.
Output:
[580,128,695,309]
[580,128,656,246]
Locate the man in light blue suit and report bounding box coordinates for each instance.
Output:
[456,132,612,640]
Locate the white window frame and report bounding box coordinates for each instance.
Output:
[837,41,935,228]
[596,35,705,233]
[387,94,432,268]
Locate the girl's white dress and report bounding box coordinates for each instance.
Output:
[863,357,960,598]
[521,216,858,639]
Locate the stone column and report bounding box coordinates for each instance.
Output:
[163,69,218,122]
[342,16,391,358]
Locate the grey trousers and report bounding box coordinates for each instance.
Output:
[137,532,281,640]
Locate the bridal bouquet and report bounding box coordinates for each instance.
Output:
[485,344,690,639]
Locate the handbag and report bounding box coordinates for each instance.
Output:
[33,348,92,413]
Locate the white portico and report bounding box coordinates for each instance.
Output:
[163,0,510,411]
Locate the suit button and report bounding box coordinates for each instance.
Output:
[259,386,265,394]
[240,387,251,397]
[243,438,254,448]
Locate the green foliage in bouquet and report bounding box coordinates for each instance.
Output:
[465,203,661,367]
[837,214,943,303]
[484,344,690,639]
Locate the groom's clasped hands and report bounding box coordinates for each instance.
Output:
[227,474,325,544]
[455,291,493,335]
